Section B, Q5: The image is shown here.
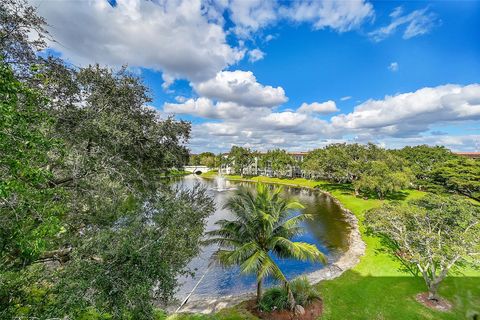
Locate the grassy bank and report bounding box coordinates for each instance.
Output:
[159,170,191,178]
[171,173,479,320]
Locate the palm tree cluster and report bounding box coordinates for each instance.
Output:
[205,184,326,308]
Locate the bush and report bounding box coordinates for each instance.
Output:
[259,277,321,312]
[290,277,321,306]
[259,287,289,312]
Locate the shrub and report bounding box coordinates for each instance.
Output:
[259,277,321,311]
[290,277,321,306]
[259,287,289,312]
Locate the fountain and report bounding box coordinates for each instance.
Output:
[212,174,236,191]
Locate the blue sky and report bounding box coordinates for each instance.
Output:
[34,0,480,152]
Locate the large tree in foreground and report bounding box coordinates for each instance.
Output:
[365,194,480,301]
[205,184,326,307]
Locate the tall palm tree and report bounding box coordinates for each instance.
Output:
[205,184,326,307]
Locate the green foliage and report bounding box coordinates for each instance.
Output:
[365,194,480,299]
[393,145,456,184]
[289,277,321,306]
[302,143,412,198]
[168,308,257,320]
[1,30,214,319]
[190,152,217,167]
[227,146,254,176]
[259,149,295,177]
[352,160,412,199]
[0,0,49,75]
[206,184,325,304]
[258,287,289,311]
[431,157,480,200]
[259,277,321,311]
[0,62,64,270]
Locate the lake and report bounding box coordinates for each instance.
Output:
[174,175,351,300]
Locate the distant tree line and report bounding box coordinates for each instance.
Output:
[218,144,479,200]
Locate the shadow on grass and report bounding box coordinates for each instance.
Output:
[315,183,353,195]
[318,270,480,320]
[314,182,410,201]
[171,272,480,320]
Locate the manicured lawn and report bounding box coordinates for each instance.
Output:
[173,173,480,320]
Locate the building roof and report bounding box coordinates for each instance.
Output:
[455,152,480,158]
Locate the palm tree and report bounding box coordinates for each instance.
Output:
[205,184,326,307]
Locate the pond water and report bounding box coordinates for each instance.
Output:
[174,175,351,300]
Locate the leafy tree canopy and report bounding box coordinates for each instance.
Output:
[227,146,254,177]
[365,194,480,300]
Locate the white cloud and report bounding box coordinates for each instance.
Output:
[164,98,266,119]
[297,101,339,114]
[32,0,243,83]
[340,96,352,101]
[389,6,403,19]
[248,48,265,62]
[281,0,374,32]
[369,7,438,42]
[261,111,308,128]
[173,83,480,153]
[193,70,287,107]
[227,0,278,36]
[265,34,276,42]
[331,84,480,136]
[388,62,399,72]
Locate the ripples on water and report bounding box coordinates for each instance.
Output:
[173,175,351,299]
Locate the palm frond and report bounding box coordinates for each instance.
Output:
[272,237,327,264]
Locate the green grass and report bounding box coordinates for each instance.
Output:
[186,172,480,319]
[166,305,257,320]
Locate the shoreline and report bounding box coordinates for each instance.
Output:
[177,174,366,315]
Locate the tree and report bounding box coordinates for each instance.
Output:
[205,184,326,307]
[431,157,480,201]
[365,194,480,301]
[0,61,63,271]
[227,145,254,177]
[189,154,200,165]
[394,145,456,189]
[0,0,49,76]
[260,149,295,178]
[198,152,217,168]
[0,59,216,319]
[352,158,412,199]
[302,143,411,197]
[1,3,215,313]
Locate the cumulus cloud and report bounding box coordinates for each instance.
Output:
[369,7,439,42]
[227,0,278,36]
[164,98,266,119]
[281,0,374,32]
[32,0,243,82]
[169,83,480,153]
[32,0,379,87]
[261,111,308,128]
[297,101,339,114]
[193,70,287,107]
[331,84,480,136]
[248,48,266,62]
[388,62,399,72]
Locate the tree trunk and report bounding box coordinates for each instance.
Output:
[427,282,439,301]
[256,279,262,304]
[287,285,296,311]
